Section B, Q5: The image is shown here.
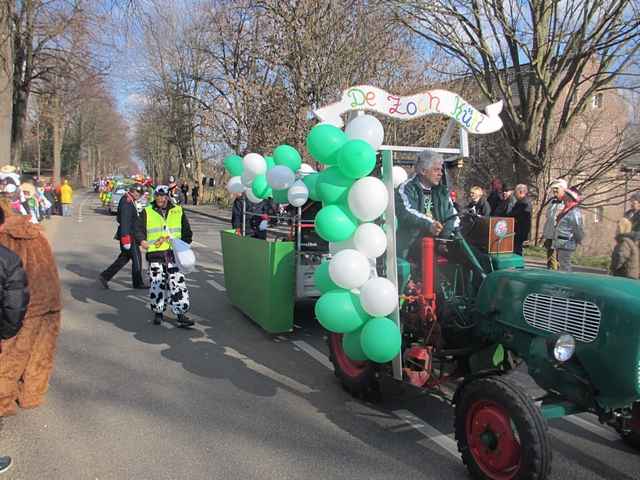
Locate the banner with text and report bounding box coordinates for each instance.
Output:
[313,86,503,134]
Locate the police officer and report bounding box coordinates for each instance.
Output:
[99,184,145,289]
[134,185,194,327]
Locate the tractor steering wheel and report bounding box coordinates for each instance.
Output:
[439,211,479,239]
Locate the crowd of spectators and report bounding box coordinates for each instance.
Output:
[0,165,70,224]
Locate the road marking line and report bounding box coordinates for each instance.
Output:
[191,241,208,248]
[561,415,620,442]
[292,340,333,370]
[223,346,316,395]
[393,409,460,458]
[207,279,226,291]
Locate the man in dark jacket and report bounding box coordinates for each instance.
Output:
[0,206,30,475]
[231,193,244,234]
[487,178,504,213]
[181,182,189,205]
[0,214,29,342]
[506,184,532,255]
[624,192,640,242]
[396,151,458,263]
[248,198,275,240]
[191,184,199,205]
[134,185,194,327]
[99,184,145,289]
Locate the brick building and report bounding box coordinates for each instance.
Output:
[458,66,639,256]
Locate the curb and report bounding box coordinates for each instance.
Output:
[183,208,609,274]
[182,206,231,224]
[525,257,606,274]
[182,206,290,236]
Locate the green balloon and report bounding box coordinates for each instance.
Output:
[223,154,243,176]
[272,188,289,203]
[306,124,348,165]
[265,156,276,170]
[317,166,354,205]
[314,261,339,294]
[338,139,376,179]
[315,204,358,242]
[274,145,302,172]
[342,328,368,361]
[252,175,272,199]
[361,317,402,363]
[302,172,321,201]
[314,289,369,333]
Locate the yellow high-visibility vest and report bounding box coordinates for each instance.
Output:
[146,205,183,253]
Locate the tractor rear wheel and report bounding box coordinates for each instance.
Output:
[455,376,552,480]
[618,402,640,451]
[327,333,379,399]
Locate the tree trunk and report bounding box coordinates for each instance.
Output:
[51,97,63,184]
[10,88,27,167]
[96,146,102,177]
[0,5,13,168]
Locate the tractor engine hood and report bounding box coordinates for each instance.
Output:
[475,269,640,408]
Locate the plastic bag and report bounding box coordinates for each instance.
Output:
[171,238,196,273]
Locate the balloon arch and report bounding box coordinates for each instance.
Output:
[222,85,503,367]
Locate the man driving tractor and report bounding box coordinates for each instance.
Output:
[396,151,459,265]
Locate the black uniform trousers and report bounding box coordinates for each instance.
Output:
[101,242,144,288]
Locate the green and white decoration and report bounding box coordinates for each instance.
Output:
[223,114,401,364]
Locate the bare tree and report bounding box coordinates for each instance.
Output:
[393,0,640,180]
[0,2,13,166]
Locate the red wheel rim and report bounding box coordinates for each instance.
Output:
[330,334,367,378]
[466,400,521,480]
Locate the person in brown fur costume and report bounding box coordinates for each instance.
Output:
[0,198,61,415]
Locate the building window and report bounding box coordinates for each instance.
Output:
[594,206,604,223]
[592,93,603,109]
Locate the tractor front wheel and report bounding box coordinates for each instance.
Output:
[328,333,378,399]
[455,376,552,480]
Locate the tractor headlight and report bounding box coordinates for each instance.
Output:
[552,334,576,362]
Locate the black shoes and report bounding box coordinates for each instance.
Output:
[153,313,193,327]
[98,275,109,289]
[177,314,194,328]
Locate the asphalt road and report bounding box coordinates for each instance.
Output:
[0,191,638,480]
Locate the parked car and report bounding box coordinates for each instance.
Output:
[108,186,126,215]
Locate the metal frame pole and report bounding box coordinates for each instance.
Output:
[382,150,403,381]
[242,197,246,236]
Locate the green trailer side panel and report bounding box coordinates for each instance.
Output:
[220,230,296,333]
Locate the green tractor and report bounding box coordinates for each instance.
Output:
[327,149,640,480]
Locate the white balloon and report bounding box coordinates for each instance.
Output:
[298,163,316,174]
[267,165,295,190]
[348,176,389,222]
[243,153,267,177]
[227,176,244,193]
[329,249,370,290]
[345,114,385,150]
[329,236,356,254]
[360,277,398,317]
[241,171,255,187]
[287,180,309,207]
[353,223,387,258]
[245,188,262,204]
[392,166,408,188]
